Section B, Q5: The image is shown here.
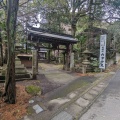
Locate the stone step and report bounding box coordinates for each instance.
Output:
[15,64,25,68]
[0,57,31,81]
[0,73,31,81]
[15,61,21,65]
[15,67,27,71]
[15,73,31,79]
[15,69,27,74]
[0,68,6,76]
[15,57,20,61]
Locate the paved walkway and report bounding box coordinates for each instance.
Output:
[22,63,119,120]
[80,69,120,120]
[38,63,80,84]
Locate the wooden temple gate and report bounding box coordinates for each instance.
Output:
[27,26,77,71]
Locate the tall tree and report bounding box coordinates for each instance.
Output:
[3,0,19,104]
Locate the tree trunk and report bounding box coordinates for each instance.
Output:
[71,24,76,37]
[4,0,19,104]
[0,31,3,66]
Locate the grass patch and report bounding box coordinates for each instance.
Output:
[25,85,41,95]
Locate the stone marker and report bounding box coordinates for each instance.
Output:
[70,52,74,70]
[33,104,43,114]
[32,50,38,79]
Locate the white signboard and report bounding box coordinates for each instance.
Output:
[99,34,107,69]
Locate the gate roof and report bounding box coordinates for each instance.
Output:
[27,26,77,45]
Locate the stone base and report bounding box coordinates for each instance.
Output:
[82,64,93,73]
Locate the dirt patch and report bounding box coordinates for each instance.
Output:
[37,74,62,95]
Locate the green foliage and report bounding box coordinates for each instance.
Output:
[108,21,120,36]
[26,85,41,95]
[90,59,100,72]
[76,35,87,43]
[76,16,89,33]
[38,0,70,33]
[0,10,7,42]
[91,60,99,67]
[74,34,87,52]
[94,67,100,72]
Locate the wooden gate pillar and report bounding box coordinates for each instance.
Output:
[64,44,71,71]
[48,43,51,63]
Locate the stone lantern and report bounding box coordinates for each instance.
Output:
[15,43,23,55]
[82,48,92,73]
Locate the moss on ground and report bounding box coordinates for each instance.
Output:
[25,85,41,95]
[50,79,92,99]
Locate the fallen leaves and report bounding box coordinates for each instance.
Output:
[0,85,31,120]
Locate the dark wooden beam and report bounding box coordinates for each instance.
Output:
[37,46,66,51]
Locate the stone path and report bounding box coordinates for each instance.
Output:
[38,63,80,84]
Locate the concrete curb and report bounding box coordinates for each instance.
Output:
[75,77,111,119]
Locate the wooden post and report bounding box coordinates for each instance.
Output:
[36,43,39,74]
[70,52,74,70]
[48,43,51,63]
[32,50,37,79]
[65,44,70,70]
[58,44,60,63]
[69,44,72,70]
[63,52,66,70]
